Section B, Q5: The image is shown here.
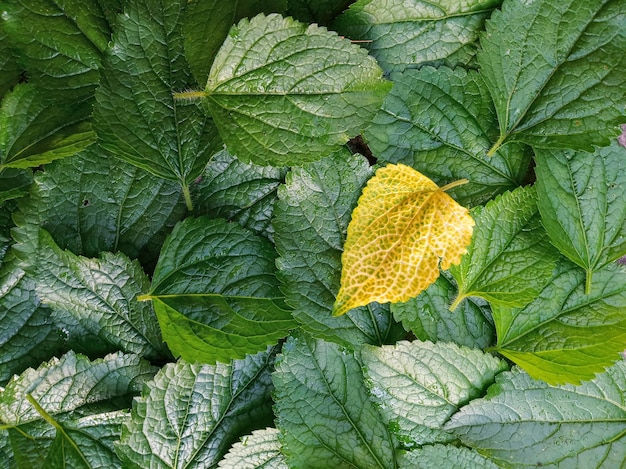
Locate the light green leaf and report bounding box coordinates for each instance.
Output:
[392,271,495,349]
[217,427,288,469]
[192,148,286,238]
[0,84,95,169]
[535,141,626,293]
[446,365,626,467]
[492,260,626,385]
[203,13,391,166]
[94,0,221,201]
[398,444,500,469]
[365,67,531,206]
[11,146,186,268]
[273,150,405,347]
[287,0,353,25]
[362,340,507,447]
[450,185,558,310]
[117,350,276,468]
[0,253,64,385]
[479,0,626,153]
[334,0,500,72]
[33,229,169,360]
[143,216,295,363]
[273,333,396,469]
[183,0,288,86]
[1,0,108,99]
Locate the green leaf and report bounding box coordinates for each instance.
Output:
[398,444,500,469]
[273,150,404,347]
[0,253,64,385]
[143,216,295,363]
[535,141,626,293]
[334,0,500,72]
[273,333,396,468]
[361,340,507,447]
[446,365,626,467]
[192,148,286,238]
[0,84,96,169]
[117,350,276,468]
[1,0,108,99]
[33,229,169,360]
[392,272,495,350]
[11,146,186,268]
[183,0,288,86]
[492,260,626,385]
[287,0,353,26]
[365,67,531,206]
[94,0,221,198]
[450,185,559,310]
[0,20,21,97]
[479,0,626,153]
[0,168,32,204]
[217,427,288,469]
[203,13,391,166]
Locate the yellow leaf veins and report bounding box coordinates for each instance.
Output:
[333,163,474,316]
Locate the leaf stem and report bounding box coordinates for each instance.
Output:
[440,178,469,192]
[487,133,507,156]
[449,294,464,311]
[173,90,206,101]
[585,269,593,295]
[182,183,193,211]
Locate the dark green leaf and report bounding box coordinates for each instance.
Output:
[273,150,405,347]
[11,146,186,268]
[94,0,221,197]
[144,216,295,363]
[479,0,626,152]
[361,340,507,447]
[1,0,108,99]
[450,185,559,310]
[34,229,169,360]
[117,350,276,468]
[446,365,626,467]
[273,333,396,468]
[535,141,626,292]
[366,67,530,206]
[0,253,64,385]
[203,13,391,166]
[334,0,500,72]
[392,272,495,349]
[398,444,500,469]
[0,84,95,169]
[217,427,287,469]
[0,20,21,97]
[0,168,32,204]
[183,0,288,86]
[192,148,286,239]
[287,0,353,25]
[492,260,626,385]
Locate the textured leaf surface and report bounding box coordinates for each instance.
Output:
[335,0,499,72]
[362,340,507,447]
[273,151,404,347]
[535,142,626,292]
[450,186,558,310]
[287,0,353,25]
[398,444,499,468]
[0,20,20,97]
[0,84,95,169]
[144,216,295,363]
[203,13,390,165]
[365,67,530,206]
[479,0,626,152]
[0,253,64,385]
[11,147,186,267]
[118,350,276,468]
[446,366,626,467]
[183,0,287,86]
[392,272,495,349]
[0,168,32,204]
[273,333,396,468]
[217,427,287,469]
[94,0,221,191]
[34,229,168,360]
[492,260,626,385]
[334,163,474,316]
[192,148,286,238]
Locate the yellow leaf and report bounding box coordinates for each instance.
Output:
[333,163,474,316]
